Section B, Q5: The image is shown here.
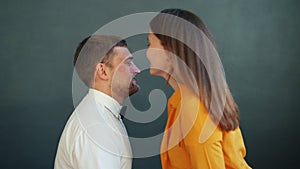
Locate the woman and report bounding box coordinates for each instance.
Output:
[146,9,252,169]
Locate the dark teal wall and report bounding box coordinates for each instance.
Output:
[1,0,299,168]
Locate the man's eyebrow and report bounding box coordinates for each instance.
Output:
[124,56,134,62]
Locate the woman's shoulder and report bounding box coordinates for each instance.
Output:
[178,86,207,116]
[177,86,223,145]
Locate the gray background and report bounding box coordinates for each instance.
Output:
[1,0,299,168]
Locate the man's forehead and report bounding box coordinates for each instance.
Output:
[111,46,133,63]
[113,46,131,56]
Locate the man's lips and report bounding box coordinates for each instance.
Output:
[132,78,137,84]
[129,77,140,96]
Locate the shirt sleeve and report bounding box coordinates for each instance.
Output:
[71,130,122,169]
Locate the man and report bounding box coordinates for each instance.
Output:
[54,35,140,169]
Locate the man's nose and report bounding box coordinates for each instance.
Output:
[133,63,141,74]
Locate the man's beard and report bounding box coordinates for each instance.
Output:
[128,80,140,96]
[111,80,140,99]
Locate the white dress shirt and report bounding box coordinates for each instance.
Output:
[54,89,132,169]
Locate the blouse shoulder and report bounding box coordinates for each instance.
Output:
[177,86,222,145]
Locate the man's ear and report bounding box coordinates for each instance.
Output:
[96,63,110,80]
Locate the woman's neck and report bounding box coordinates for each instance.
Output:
[167,76,179,91]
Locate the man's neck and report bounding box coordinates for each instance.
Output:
[93,87,124,105]
[110,92,125,105]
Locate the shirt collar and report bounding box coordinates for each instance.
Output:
[88,88,122,119]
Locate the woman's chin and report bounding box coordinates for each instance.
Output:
[149,68,158,76]
[149,68,167,78]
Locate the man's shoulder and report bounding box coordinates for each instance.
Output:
[58,112,84,146]
[62,105,119,147]
[63,112,123,155]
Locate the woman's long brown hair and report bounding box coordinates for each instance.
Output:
[150,9,239,131]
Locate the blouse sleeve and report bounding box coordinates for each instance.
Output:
[185,139,226,169]
[180,91,251,169]
[180,94,226,169]
[221,128,252,169]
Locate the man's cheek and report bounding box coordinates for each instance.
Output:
[118,65,126,72]
[129,67,135,74]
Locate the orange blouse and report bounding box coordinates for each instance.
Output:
[160,86,251,169]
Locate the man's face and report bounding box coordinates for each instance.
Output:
[109,46,140,98]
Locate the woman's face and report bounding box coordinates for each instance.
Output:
[146,31,170,78]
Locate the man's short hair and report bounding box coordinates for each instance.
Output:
[73,35,127,87]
